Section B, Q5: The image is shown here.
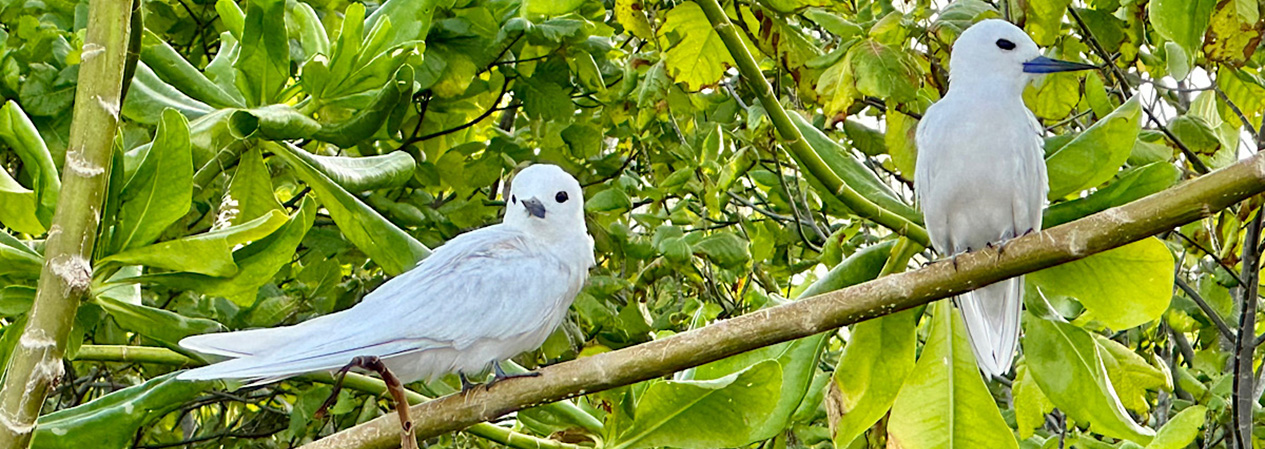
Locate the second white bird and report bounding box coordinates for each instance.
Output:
[178,164,595,385]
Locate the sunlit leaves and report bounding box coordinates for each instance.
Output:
[234,0,290,106]
[1150,0,1217,58]
[661,2,734,90]
[1029,238,1175,330]
[112,109,193,252]
[828,309,916,447]
[0,101,58,231]
[1045,96,1141,199]
[887,302,1017,449]
[1024,314,1155,443]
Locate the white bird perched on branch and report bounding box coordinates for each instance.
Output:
[178,163,595,386]
[915,19,1096,377]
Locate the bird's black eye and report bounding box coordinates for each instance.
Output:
[555,191,569,203]
[511,195,517,204]
[996,39,1015,50]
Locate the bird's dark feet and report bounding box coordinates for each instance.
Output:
[485,362,541,390]
[459,372,478,393]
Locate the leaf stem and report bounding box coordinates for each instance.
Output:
[691,0,930,247]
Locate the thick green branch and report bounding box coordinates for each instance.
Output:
[68,346,583,449]
[692,0,930,247]
[299,150,1265,449]
[0,1,133,447]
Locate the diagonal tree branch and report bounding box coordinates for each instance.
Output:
[0,0,134,447]
[299,148,1265,449]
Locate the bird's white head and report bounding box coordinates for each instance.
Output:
[503,164,586,236]
[948,19,1096,94]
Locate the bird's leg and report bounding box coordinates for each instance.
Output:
[313,360,359,419]
[320,356,418,449]
[484,361,541,390]
[459,372,478,394]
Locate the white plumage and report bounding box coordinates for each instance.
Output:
[178,164,595,384]
[915,19,1094,377]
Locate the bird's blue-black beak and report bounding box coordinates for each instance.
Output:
[1022,56,1098,74]
[522,197,546,218]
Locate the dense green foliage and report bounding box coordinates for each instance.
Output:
[0,0,1262,447]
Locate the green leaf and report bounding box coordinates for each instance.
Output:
[888,302,1017,449]
[790,112,922,223]
[269,142,430,275]
[884,109,918,177]
[586,187,634,213]
[364,0,443,53]
[223,146,283,225]
[1028,237,1174,330]
[815,53,857,117]
[0,285,36,317]
[1023,71,1081,120]
[0,101,59,230]
[122,62,216,125]
[615,0,654,40]
[93,294,226,347]
[1095,335,1170,414]
[280,149,416,193]
[313,66,414,147]
[1024,0,1072,46]
[216,0,246,39]
[229,104,321,140]
[610,361,783,449]
[525,0,587,16]
[0,231,42,278]
[138,197,316,303]
[1014,364,1054,439]
[17,63,75,117]
[1043,162,1181,227]
[112,109,193,252]
[661,2,734,90]
[1144,405,1207,449]
[1045,96,1142,199]
[846,40,920,104]
[100,210,288,276]
[517,73,573,120]
[0,170,43,235]
[234,0,291,106]
[31,374,212,449]
[1150,0,1216,57]
[829,308,917,447]
[692,232,751,268]
[1023,314,1155,444]
[139,30,245,109]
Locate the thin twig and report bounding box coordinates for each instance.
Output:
[1174,277,1236,341]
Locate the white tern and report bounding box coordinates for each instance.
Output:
[915,19,1095,377]
[178,164,596,386]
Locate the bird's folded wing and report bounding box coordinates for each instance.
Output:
[180,226,578,380]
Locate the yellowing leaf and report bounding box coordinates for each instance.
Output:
[1029,237,1174,330]
[616,0,654,40]
[661,3,734,90]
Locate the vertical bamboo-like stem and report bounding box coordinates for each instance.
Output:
[0,0,132,446]
[1232,210,1262,449]
[691,0,930,247]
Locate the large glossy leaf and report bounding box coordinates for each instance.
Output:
[846,39,920,104]
[234,0,290,106]
[269,142,430,275]
[100,210,288,276]
[1024,0,1072,46]
[0,231,42,278]
[31,374,212,449]
[1043,162,1181,227]
[313,66,415,148]
[829,308,917,447]
[121,63,215,125]
[1095,335,1170,414]
[0,165,44,235]
[1045,96,1141,199]
[0,101,59,229]
[93,294,226,347]
[139,31,245,109]
[661,2,733,90]
[1024,314,1155,444]
[609,360,782,449]
[1028,237,1174,330]
[137,198,315,304]
[223,146,283,225]
[228,104,321,141]
[1145,405,1207,449]
[1013,364,1054,439]
[887,301,1017,449]
[277,149,415,193]
[1150,0,1216,57]
[112,109,193,252]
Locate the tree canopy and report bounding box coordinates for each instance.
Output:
[0,0,1262,448]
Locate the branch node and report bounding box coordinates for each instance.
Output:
[66,148,105,177]
[51,254,92,294]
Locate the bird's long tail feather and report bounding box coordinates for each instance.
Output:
[957,276,1023,378]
